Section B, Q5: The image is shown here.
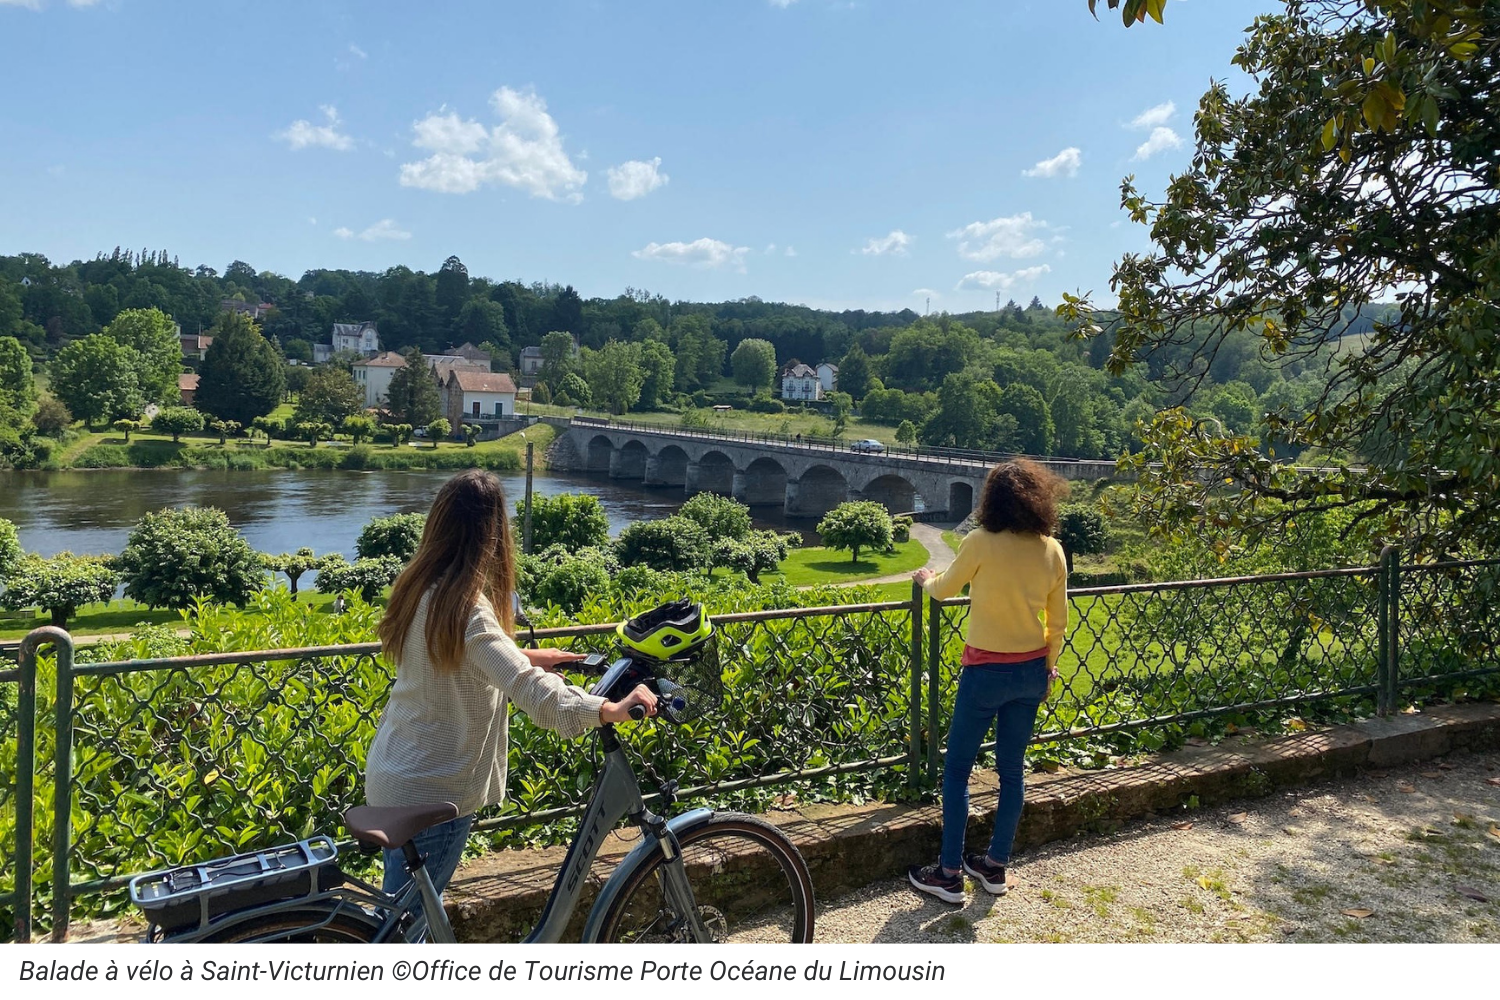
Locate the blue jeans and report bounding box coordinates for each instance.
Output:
[940,659,1047,871]
[382,813,474,919]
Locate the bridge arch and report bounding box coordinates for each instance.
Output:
[688,450,736,496]
[787,464,848,518]
[585,434,613,473]
[739,456,789,507]
[860,473,919,514]
[948,481,975,521]
[610,439,649,480]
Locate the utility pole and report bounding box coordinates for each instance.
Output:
[522,441,535,554]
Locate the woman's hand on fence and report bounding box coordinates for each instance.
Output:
[601,684,658,724]
[912,568,935,588]
[525,647,586,673]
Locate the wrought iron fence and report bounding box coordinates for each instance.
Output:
[6,550,1498,941]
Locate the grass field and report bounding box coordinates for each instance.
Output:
[0,591,346,641]
[774,538,928,587]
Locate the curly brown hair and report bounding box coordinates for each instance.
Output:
[974,459,1069,536]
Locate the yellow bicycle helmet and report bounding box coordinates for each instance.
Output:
[617,599,714,661]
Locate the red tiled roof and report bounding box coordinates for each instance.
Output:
[449,370,517,394]
[179,373,200,390]
[355,350,408,368]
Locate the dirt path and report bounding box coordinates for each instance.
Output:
[827,523,955,588]
[813,750,1500,943]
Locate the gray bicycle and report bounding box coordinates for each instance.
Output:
[129,601,816,944]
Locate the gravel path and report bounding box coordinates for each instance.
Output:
[831,523,955,587]
[814,750,1500,943]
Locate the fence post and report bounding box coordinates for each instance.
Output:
[1387,547,1402,713]
[926,596,943,787]
[50,631,76,942]
[1376,546,1392,716]
[907,580,923,793]
[15,627,69,944]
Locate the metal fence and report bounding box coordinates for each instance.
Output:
[6,550,1498,941]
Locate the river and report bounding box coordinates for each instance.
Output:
[0,469,819,559]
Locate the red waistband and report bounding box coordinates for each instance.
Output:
[961,645,1049,666]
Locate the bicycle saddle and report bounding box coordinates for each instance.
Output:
[344,802,459,850]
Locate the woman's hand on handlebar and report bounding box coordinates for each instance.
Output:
[525,647,586,673]
[600,684,658,724]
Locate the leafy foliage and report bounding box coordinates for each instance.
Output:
[1058,504,1110,572]
[615,515,710,572]
[731,337,777,390]
[817,500,895,563]
[519,544,618,614]
[150,406,205,443]
[710,530,791,584]
[103,308,181,406]
[294,365,363,428]
[195,311,285,425]
[264,547,324,594]
[0,515,21,581]
[355,512,427,562]
[523,492,610,552]
[0,551,118,628]
[116,506,264,609]
[50,334,143,428]
[678,492,752,541]
[315,554,403,597]
[425,418,451,445]
[384,348,441,427]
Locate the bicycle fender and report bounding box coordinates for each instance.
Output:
[580,808,714,943]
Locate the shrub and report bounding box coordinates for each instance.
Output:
[116,506,264,609]
[521,544,617,613]
[356,512,427,562]
[264,547,324,594]
[0,552,118,629]
[151,406,206,443]
[342,443,373,469]
[426,418,451,446]
[314,554,404,597]
[32,393,71,436]
[523,493,610,552]
[615,516,710,572]
[557,372,592,408]
[1057,504,1110,572]
[893,514,913,544]
[745,392,785,414]
[463,423,482,447]
[710,530,790,584]
[0,516,24,580]
[342,414,377,445]
[816,501,895,564]
[679,493,752,541]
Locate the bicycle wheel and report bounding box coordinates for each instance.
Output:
[597,813,815,943]
[198,905,383,943]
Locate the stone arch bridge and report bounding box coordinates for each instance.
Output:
[547,420,1119,521]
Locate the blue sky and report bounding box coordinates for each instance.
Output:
[0,0,1277,311]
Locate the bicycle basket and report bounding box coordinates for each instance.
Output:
[653,637,724,724]
[129,836,342,935]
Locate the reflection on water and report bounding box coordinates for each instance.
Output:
[0,469,819,558]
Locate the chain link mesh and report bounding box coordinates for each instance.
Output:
[1,667,21,940]
[1398,560,1500,689]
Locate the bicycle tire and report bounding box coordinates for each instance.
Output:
[596,812,815,943]
[198,905,384,943]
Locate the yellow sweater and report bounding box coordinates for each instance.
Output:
[923,528,1068,669]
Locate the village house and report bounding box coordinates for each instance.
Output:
[178,373,199,407]
[180,332,213,363]
[351,351,409,409]
[518,346,545,378]
[443,369,517,434]
[780,362,823,402]
[220,299,272,321]
[313,321,380,363]
[816,362,839,395]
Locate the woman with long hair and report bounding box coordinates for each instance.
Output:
[363,469,657,899]
[907,459,1069,903]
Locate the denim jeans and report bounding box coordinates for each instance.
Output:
[382,813,474,920]
[940,659,1047,871]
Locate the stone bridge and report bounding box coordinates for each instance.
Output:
[547,420,1119,520]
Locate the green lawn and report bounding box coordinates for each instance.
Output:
[774,539,928,587]
[0,591,348,641]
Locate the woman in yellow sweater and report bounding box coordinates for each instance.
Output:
[907,459,1068,903]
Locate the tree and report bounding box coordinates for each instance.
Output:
[828,391,852,438]
[342,414,376,445]
[356,512,427,561]
[0,335,35,420]
[384,348,441,426]
[388,423,415,448]
[116,506,263,609]
[1050,373,1106,459]
[0,516,20,582]
[998,383,1053,455]
[426,418,450,446]
[524,493,610,552]
[895,420,918,446]
[710,530,790,584]
[1061,0,1500,559]
[266,547,323,594]
[555,371,592,408]
[434,254,470,323]
[31,394,71,436]
[283,363,310,399]
[315,554,403,598]
[463,422,481,447]
[731,338,777,391]
[816,501,894,564]
[582,341,644,414]
[196,312,285,424]
[294,365,363,427]
[1087,0,1169,27]
[50,334,143,428]
[679,492,752,541]
[250,415,281,444]
[838,344,874,402]
[0,552,118,629]
[457,298,508,352]
[615,516,710,572]
[637,339,675,410]
[551,285,584,335]
[671,316,726,391]
[293,421,333,447]
[152,406,205,443]
[539,330,577,384]
[521,544,616,614]
[1057,504,1110,573]
[209,419,241,445]
[104,308,180,405]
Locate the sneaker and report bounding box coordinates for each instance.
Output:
[962,853,1008,895]
[907,862,965,904]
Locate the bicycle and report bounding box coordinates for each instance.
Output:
[128,600,816,944]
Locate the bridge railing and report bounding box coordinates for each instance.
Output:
[9,549,1498,940]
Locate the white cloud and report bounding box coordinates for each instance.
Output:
[335,219,411,242]
[1132,126,1183,161]
[348,43,367,59]
[769,0,798,6]
[633,238,750,272]
[858,230,912,257]
[1023,147,1081,179]
[399,86,588,201]
[606,157,669,200]
[946,212,1049,262]
[956,265,1051,291]
[784,246,797,257]
[911,287,940,299]
[276,105,355,152]
[1129,101,1176,130]
[67,0,103,5]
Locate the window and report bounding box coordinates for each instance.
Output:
[495,401,503,416]
[472,401,481,416]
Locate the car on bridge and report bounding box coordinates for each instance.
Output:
[849,438,886,454]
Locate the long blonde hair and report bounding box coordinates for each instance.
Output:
[378,469,517,672]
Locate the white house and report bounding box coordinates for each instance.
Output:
[314,321,380,363]
[352,351,408,409]
[816,362,839,395]
[444,369,518,432]
[781,363,823,402]
[519,346,545,377]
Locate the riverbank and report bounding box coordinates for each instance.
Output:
[47,423,554,472]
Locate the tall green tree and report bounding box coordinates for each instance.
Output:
[105,307,181,405]
[582,341,645,414]
[998,382,1054,455]
[0,552,118,629]
[196,312,285,424]
[637,338,675,409]
[816,501,895,564]
[551,285,584,335]
[385,348,442,427]
[1064,0,1500,558]
[731,338,777,391]
[838,344,874,402]
[116,506,263,609]
[0,335,35,423]
[294,365,364,427]
[50,334,144,428]
[538,330,577,384]
[434,255,470,324]
[456,298,508,354]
